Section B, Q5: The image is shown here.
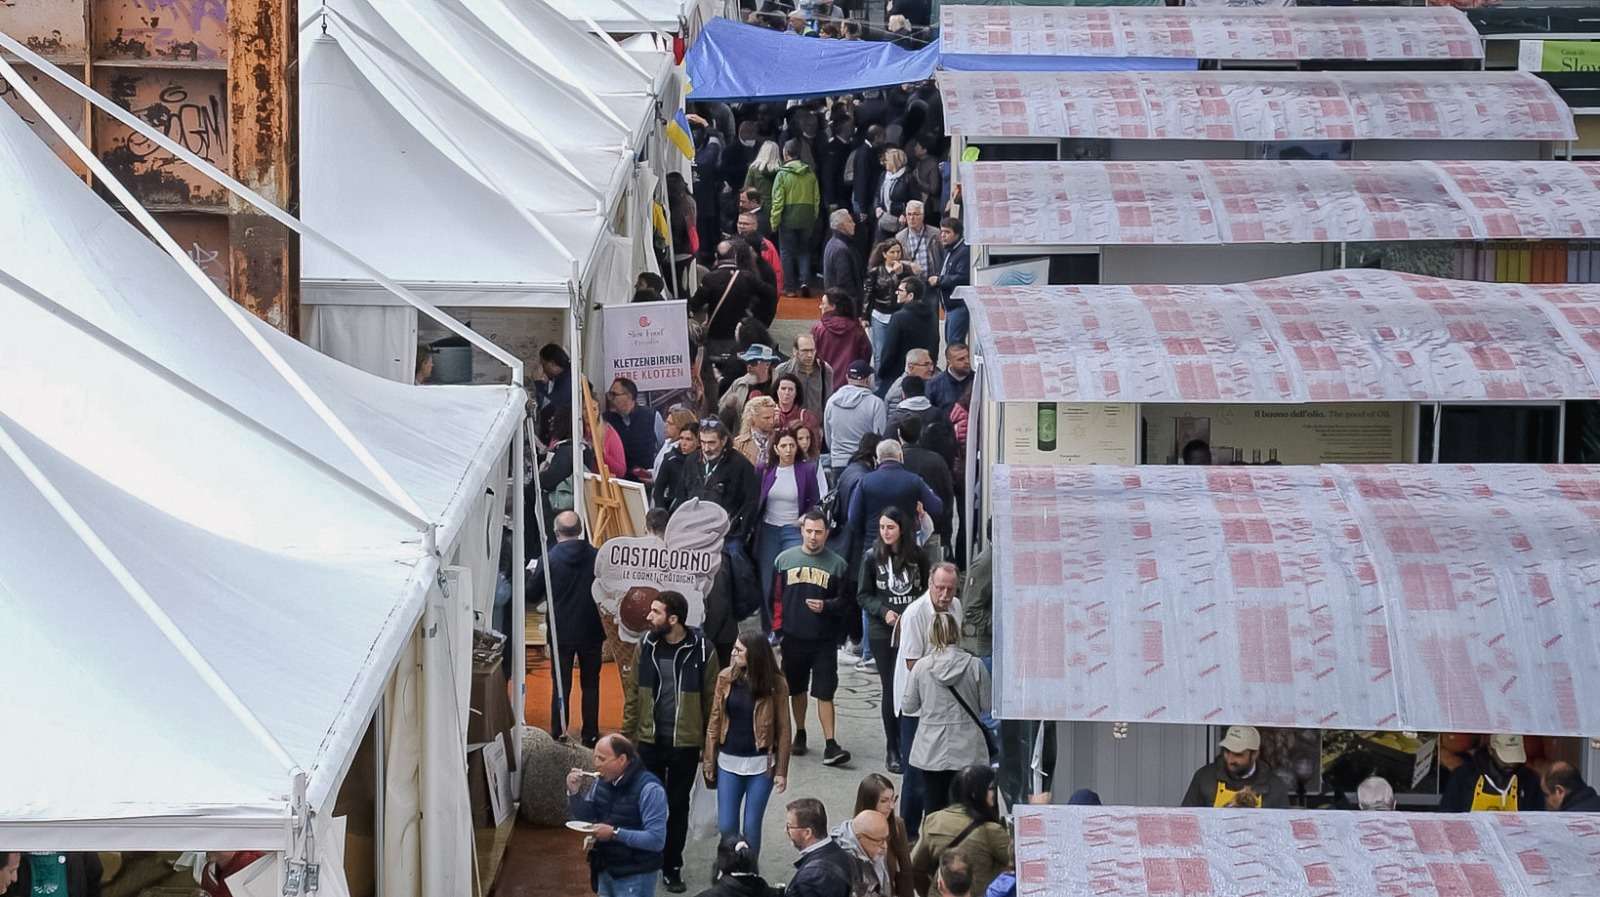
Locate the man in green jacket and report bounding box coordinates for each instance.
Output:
[622,590,721,892]
[770,138,822,297]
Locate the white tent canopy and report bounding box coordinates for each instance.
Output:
[300,0,669,327]
[939,70,1575,144]
[0,93,521,853]
[550,0,718,39]
[962,160,1600,247]
[990,463,1600,736]
[963,271,1600,404]
[1013,805,1600,897]
[938,5,1484,62]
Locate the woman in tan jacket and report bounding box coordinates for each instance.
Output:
[703,631,792,861]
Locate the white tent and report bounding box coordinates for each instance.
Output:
[550,0,720,42]
[299,0,674,380]
[0,82,520,897]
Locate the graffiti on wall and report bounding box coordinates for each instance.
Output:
[94,69,229,207]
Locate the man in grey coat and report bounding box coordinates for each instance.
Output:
[774,332,835,420]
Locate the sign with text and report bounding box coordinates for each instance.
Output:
[1520,39,1600,73]
[591,499,728,641]
[1143,402,1409,465]
[601,300,691,391]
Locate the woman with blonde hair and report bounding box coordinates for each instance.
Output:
[902,613,992,819]
[744,140,784,233]
[872,146,919,240]
[731,395,779,468]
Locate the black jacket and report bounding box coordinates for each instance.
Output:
[1562,785,1600,812]
[876,297,940,390]
[934,240,971,307]
[1440,749,1545,812]
[787,840,855,897]
[822,231,864,302]
[529,537,604,647]
[652,447,697,511]
[1180,756,1290,809]
[692,264,776,342]
[692,873,777,897]
[851,139,885,217]
[678,450,761,541]
[902,444,956,540]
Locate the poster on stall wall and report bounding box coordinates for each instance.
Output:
[1519,40,1600,73]
[591,498,728,639]
[1142,402,1408,465]
[1002,402,1136,464]
[974,256,1051,287]
[601,300,692,392]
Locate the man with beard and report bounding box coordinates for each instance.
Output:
[1440,734,1545,812]
[1179,726,1289,808]
[622,591,722,892]
[737,211,784,297]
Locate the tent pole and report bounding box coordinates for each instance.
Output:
[374,699,386,897]
[526,417,567,743]
[569,277,589,535]
[513,423,528,729]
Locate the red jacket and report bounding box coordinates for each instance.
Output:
[811,312,872,384]
[755,235,784,297]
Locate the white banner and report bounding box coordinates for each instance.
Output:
[601,300,692,391]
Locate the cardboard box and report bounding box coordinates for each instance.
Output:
[468,665,514,744]
[467,728,519,829]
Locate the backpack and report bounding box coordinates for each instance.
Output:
[724,545,762,621]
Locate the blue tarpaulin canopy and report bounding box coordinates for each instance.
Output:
[685,18,1195,102]
[687,19,941,101]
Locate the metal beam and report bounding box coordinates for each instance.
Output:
[229,0,300,333]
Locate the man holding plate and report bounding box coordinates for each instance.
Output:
[568,735,670,897]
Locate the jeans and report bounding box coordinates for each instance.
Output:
[716,764,777,858]
[640,741,702,876]
[921,769,957,818]
[944,302,970,346]
[552,641,603,745]
[598,870,657,897]
[979,655,997,733]
[869,635,900,758]
[779,227,813,293]
[870,313,891,371]
[755,522,802,633]
[899,714,925,841]
[860,612,874,662]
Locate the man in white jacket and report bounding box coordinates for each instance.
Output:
[893,562,961,840]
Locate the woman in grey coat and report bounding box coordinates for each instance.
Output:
[901,613,991,817]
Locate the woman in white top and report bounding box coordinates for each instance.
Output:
[754,426,827,638]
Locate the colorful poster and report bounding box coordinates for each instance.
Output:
[1002,402,1136,464]
[1519,39,1600,73]
[1142,402,1409,464]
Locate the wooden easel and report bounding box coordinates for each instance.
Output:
[582,379,637,544]
[582,379,642,681]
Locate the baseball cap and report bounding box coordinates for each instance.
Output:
[1490,734,1526,764]
[1218,725,1260,753]
[847,360,873,380]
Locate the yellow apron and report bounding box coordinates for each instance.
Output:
[1469,774,1520,812]
[1213,780,1246,808]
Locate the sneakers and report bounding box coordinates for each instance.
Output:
[663,873,687,894]
[854,656,874,672]
[822,740,851,767]
[792,729,809,756]
[842,640,862,659]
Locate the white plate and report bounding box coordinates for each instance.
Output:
[565,820,598,833]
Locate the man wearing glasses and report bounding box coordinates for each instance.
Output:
[832,810,891,897]
[784,798,854,897]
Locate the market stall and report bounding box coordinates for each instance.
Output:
[961,270,1600,807]
[959,159,1600,285]
[0,93,523,897]
[938,4,1485,71]
[1010,805,1600,897]
[939,69,1575,163]
[549,0,719,46]
[300,0,674,386]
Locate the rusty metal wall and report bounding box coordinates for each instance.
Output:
[1,0,297,332]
